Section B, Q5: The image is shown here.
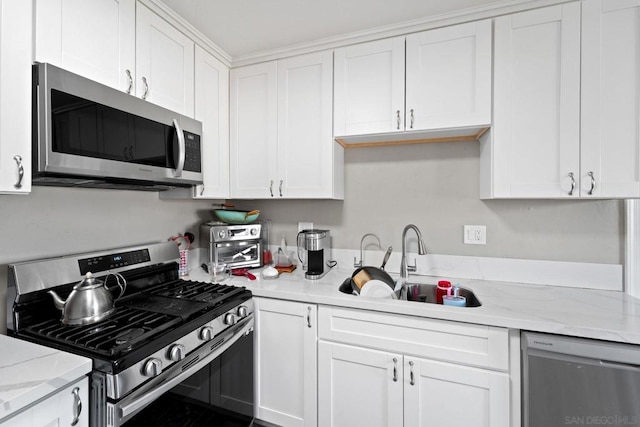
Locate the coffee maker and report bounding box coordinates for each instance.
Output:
[297,229,330,280]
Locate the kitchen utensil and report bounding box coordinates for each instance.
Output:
[380,246,392,270]
[436,280,452,304]
[231,268,257,280]
[48,272,126,325]
[350,266,395,295]
[214,209,260,225]
[360,280,398,299]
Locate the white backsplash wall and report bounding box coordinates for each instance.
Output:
[235,141,623,265]
[0,186,218,333]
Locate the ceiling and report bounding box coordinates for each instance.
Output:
[160,0,501,58]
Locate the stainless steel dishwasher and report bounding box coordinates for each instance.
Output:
[522,332,640,427]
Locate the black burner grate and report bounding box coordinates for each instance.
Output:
[147,280,246,307]
[24,307,182,358]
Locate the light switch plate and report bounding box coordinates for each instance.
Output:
[464,225,486,245]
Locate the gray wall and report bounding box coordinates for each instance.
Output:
[1,141,623,332]
[236,141,623,264]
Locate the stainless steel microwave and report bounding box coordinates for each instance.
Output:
[32,62,203,191]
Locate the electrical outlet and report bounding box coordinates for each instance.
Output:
[464,225,486,245]
[298,222,314,232]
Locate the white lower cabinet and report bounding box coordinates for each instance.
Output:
[2,377,88,427]
[254,298,317,427]
[318,306,514,427]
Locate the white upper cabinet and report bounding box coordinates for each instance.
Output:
[581,0,640,198]
[406,20,492,131]
[230,51,343,199]
[136,3,194,117]
[277,51,338,198]
[34,1,195,117]
[483,0,640,199]
[194,46,229,199]
[481,3,581,198]
[0,0,32,194]
[334,37,405,136]
[34,0,136,93]
[230,61,279,199]
[334,20,492,145]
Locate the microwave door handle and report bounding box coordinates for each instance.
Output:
[172,119,185,177]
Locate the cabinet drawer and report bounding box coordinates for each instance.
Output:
[318,306,510,371]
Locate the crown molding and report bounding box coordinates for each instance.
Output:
[140,0,232,67]
[230,0,572,67]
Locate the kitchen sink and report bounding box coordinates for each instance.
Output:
[401,283,482,307]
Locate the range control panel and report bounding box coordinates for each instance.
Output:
[78,249,151,275]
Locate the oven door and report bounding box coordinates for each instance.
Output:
[212,241,262,269]
[98,318,254,427]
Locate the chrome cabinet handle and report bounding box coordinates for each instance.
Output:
[125,69,133,94]
[172,119,185,177]
[588,171,596,195]
[141,76,149,100]
[410,109,414,129]
[306,306,312,328]
[568,172,576,196]
[199,185,205,196]
[279,179,283,197]
[396,110,401,130]
[71,386,82,426]
[393,358,398,382]
[269,180,274,197]
[409,361,415,386]
[13,155,24,189]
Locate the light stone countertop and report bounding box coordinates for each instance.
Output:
[0,334,92,422]
[188,265,640,345]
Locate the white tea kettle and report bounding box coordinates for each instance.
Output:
[48,272,126,325]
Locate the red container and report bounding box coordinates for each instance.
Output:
[436,280,452,304]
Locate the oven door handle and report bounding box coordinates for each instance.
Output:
[117,318,254,423]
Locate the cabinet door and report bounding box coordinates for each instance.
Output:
[318,342,403,427]
[3,377,91,427]
[35,0,135,93]
[581,0,640,198]
[334,37,405,136]
[255,298,317,427]
[0,0,31,194]
[404,358,509,427]
[406,20,492,131]
[277,51,334,198]
[230,62,278,198]
[136,4,194,117]
[194,46,229,199]
[492,3,581,198]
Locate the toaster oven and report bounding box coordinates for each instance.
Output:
[200,222,262,269]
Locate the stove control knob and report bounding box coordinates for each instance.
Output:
[224,313,237,326]
[199,326,214,341]
[237,306,249,318]
[167,344,186,362]
[142,358,162,377]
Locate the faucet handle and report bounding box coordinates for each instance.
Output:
[407,259,417,273]
[354,257,362,269]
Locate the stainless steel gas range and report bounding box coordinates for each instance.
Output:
[6,242,254,427]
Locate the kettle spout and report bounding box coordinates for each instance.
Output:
[48,290,66,311]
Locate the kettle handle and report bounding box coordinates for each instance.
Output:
[105,272,127,299]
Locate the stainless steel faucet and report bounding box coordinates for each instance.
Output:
[400,224,427,281]
[354,233,381,268]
